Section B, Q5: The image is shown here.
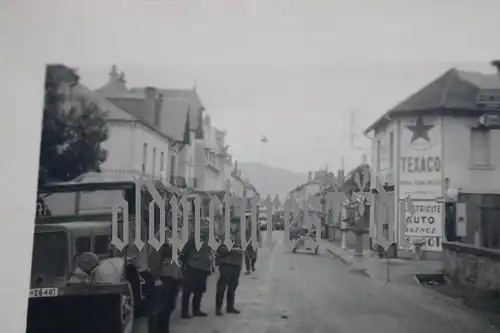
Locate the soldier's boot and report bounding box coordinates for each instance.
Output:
[192,293,207,317]
[215,291,224,316]
[226,291,240,314]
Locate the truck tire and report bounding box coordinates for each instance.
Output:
[121,283,135,333]
[106,283,135,333]
[124,264,142,315]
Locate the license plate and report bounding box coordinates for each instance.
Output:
[29,288,59,298]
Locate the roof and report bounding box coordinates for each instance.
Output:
[364,68,500,134]
[94,67,204,142]
[39,171,183,195]
[130,87,204,131]
[72,84,136,121]
[35,221,111,234]
[161,98,190,141]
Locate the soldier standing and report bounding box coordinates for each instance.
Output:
[148,228,182,333]
[215,228,243,316]
[244,218,259,274]
[179,224,211,318]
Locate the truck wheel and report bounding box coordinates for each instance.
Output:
[124,264,142,315]
[121,283,134,333]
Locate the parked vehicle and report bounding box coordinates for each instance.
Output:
[28,177,180,333]
[290,224,319,255]
[272,211,284,230]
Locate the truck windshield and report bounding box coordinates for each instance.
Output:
[31,231,68,282]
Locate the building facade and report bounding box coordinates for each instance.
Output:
[365,65,500,253]
[94,65,205,188]
[70,80,172,181]
[225,161,246,197]
[288,170,330,205]
[195,115,230,191]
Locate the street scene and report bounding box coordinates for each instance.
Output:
[134,230,497,333]
[28,51,500,333]
[28,60,500,333]
[5,1,500,333]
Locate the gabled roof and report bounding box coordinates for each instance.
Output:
[97,92,187,142]
[161,98,190,142]
[94,66,205,142]
[130,87,204,131]
[72,84,135,121]
[364,68,500,134]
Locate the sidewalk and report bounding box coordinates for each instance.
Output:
[320,238,444,285]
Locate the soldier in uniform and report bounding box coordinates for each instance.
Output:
[179,223,212,318]
[215,226,243,316]
[148,228,182,333]
[244,216,259,274]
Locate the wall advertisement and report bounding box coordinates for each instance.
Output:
[399,116,442,200]
[399,115,443,251]
[404,201,443,251]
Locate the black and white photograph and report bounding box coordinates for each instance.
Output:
[3,1,500,333]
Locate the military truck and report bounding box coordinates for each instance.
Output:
[27,176,182,333]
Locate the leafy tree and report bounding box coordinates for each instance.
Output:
[334,163,371,197]
[38,64,109,186]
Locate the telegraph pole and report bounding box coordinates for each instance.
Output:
[349,110,370,164]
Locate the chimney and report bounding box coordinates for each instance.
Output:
[154,93,164,127]
[117,72,127,90]
[204,114,211,126]
[491,60,500,74]
[144,86,161,126]
[144,86,157,99]
[109,65,119,82]
[308,171,313,182]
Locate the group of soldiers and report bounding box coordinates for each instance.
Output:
[148,218,259,333]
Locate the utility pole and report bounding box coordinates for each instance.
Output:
[349,110,370,164]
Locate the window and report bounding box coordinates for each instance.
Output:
[142,143,148,173]
[94,235,109,255]
[152,147,157,176]
[470,129,491,166]
[75,236,91,256]
[160,152,165,176]
[170,154,176,178]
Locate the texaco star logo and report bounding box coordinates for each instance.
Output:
[406,116,435,150]
[406,116,434,143]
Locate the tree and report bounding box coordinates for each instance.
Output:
[38,64,109,186]
[340,163,371,195]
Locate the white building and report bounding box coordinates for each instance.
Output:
[224,161,246,197]
[195,115,230,191]
[365,64,500,253]
[288,170,330,204]
[93,65,205,188]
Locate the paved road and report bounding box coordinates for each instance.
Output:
[135,231,499,333]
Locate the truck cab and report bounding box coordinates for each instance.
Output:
[29,175,182,333]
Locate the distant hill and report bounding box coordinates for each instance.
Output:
[238,162,308,200]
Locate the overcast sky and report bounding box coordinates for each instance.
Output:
[4,0,500,173]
